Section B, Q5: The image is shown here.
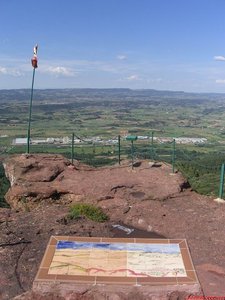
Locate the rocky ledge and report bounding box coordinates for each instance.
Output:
[1,154,225,299]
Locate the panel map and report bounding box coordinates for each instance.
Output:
[48,241,186,277]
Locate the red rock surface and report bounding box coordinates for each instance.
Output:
[0,154,225,299]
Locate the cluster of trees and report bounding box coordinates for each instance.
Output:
[176,150,224,196]
[0,163,10,208]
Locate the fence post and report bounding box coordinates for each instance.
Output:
[219,163,225,199]
[71,132,74,164]
[151,131,154,160]
[172,139,176,173]
[131,140,134,169]
[118,135,121,165]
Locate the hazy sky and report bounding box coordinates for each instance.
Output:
[1,0,225,92]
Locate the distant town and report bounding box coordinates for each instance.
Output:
[12,136,207,146]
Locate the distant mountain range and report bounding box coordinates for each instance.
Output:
[0,88,225,102]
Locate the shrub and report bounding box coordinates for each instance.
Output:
[69,203,108,222]
[0,163,10,208]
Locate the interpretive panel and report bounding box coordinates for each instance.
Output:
[34,236,199,286]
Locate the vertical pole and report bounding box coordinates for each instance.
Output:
[172,139,176,173]
[131,140,134,169]
[93,143,95,155]
[27,68,36,153]
[151,131,154,160]
[71,132,74,164]
[118,135,121,165]
[219,163,225,199]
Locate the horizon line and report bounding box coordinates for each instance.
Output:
[0,87,225,95]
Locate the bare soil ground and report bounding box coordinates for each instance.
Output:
[1,154,225,299]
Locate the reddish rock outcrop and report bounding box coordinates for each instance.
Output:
[3,154,186,212]
[3,154,70,210]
